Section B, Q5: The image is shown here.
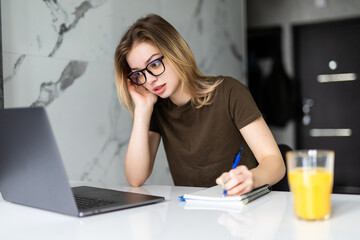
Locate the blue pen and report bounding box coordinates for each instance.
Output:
[223,147,243,197]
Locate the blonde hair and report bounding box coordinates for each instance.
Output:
[114,14,222,115]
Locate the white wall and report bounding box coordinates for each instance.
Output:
[2,0,246,186]
[247,0,360,149]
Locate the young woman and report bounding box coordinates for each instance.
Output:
[114,14,285,196]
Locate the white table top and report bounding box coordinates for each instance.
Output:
[1,185,360,240]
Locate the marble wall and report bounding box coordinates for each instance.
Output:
[2,0,246,186]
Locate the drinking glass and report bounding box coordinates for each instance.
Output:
[287,150,334,220]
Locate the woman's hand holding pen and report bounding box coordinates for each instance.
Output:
[127,80,158,111]
[216,166,254,196]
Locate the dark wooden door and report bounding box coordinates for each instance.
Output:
[294,18,360,194]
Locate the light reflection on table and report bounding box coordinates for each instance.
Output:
[1,185,360,239]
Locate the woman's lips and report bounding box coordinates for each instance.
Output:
[153,84,166,95]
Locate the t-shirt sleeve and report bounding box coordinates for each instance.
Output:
[149,104,161,133]
[225,77,262,130]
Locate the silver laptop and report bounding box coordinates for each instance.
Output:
[0,107,164,217]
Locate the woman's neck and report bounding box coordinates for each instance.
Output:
[170,91,191,106]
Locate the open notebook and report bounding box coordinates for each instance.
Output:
[183,184,271,208]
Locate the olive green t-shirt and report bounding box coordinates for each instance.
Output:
[150,76,262,187]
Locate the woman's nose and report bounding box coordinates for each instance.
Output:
[145,70,157,84]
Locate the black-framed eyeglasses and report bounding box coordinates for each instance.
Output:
[127,56,165,85]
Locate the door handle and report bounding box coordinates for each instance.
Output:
[317,73,357,83]
[309,128,352,137]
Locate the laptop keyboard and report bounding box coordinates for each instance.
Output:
[74,195,116,210]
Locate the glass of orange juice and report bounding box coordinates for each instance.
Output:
[287,150,334,221]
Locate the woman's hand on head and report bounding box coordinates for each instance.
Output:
[216,165,254,196]
[127,80,158,110]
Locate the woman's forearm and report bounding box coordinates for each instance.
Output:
[250,154,286,189]
[125,108,156,187]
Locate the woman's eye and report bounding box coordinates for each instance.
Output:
[133,71,143,77]
[150,60,160,68]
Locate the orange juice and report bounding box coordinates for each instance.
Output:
[288,168,333,220]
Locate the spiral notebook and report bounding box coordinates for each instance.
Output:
[183,184,271,207]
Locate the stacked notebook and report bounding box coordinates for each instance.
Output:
[182,185,271,211]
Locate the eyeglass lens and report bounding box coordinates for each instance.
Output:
[128,57,165,85]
